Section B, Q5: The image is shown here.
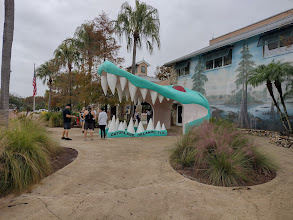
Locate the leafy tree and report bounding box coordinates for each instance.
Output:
[36,59,58,112]
[54,39,79,104]
[192,58,208,95]
[249,60,293,133]
[114,0,160,116]
[235,42,255,128]
[0,0,14,127]
[155,65,173,80]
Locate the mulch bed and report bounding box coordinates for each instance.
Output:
[50,147,78,173]
[172,165,276,187]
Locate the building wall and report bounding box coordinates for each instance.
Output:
[176,34,293,132]
[126,63,148,76]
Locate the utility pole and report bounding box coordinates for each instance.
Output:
[33,63,36,112]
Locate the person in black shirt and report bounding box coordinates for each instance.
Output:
[83,106,96,141]
[62,104,76,140]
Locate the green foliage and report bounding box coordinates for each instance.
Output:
[171,121,278,187]
[48,112,63,127]
[0,119,61,195]
[224,90,262,104]
[192,58,208,95]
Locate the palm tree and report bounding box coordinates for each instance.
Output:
[36,59,58,112]
[114,0,160,75]
[114,0,160,117]
[54,40,79,104]
[0,0,14,127]
[249,61,293,133]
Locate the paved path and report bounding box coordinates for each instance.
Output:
[0,128,293,220]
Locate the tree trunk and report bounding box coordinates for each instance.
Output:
[267,80,289,131]
[68,64,72,104]
[129,36,138,119]
[238,70,249,128]
[48,77,52,112]
[0,0,14,127]
[274,80,292,133]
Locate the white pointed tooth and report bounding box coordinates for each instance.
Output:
[116,117,119,129]
[107,120,112,128]
[127,117,135,134]
[140,88,148,100]
[146,118,154,131]
[134,119,138,127]
[118,122,124,131]
[128,81,137,102]
[150,90,158,105]
[123,120,127,130]
[161,123,166,131]
[155,121,161,131]
[136,121,145,133]
[119,77,127,91]
[107,73,117,95]
[125,89,130,101]
[137,97,142,105]
[116,83,123,103]
[158,94,164,103]
[101,71,108,96]
[108,116,116,132]
[167,98,170,101]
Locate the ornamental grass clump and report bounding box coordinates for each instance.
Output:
[0,118,61,195]
[171,120,278,187]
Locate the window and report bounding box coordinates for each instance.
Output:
[175,61,190,77]
[135,66,138,73]
[258,26,293,57]
[141,66,146,73]
[204,48,232,70]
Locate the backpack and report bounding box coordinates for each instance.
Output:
[85,111,94,122]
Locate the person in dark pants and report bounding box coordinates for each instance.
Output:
[98,107,108,139]
[62,104,76,140]
[84,106,96,141]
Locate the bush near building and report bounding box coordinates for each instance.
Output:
[171,120,278,187]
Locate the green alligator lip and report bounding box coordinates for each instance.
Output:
[97,61,210,111]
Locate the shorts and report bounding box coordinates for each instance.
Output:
[64,122,71,130]
[84,122,94,130]
[81,119,85,122]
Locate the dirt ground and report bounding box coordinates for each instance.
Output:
[0,128,292,220]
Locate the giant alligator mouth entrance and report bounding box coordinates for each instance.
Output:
[98,61,211,138]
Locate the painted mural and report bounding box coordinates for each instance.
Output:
[177,37,293,132]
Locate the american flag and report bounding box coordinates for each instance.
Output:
[32,65,37,97]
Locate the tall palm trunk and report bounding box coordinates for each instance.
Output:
[68,64,72,104]
[266,80,289,131]
[274,80,292,133]
[0,0,14,127]
[129,34,138,119]
[48,77,52,112]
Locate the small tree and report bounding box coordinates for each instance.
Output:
[192,58,208,95]
[249,60,293,133]
[155,65,173,80]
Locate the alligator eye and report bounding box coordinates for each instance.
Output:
[172,85,186,92]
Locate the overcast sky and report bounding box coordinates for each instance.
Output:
[0,0,292,98]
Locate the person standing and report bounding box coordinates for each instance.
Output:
[79,107,85,133]
[98,107,108,139]
[134,109,140,123]
[62,104,76,140]
[146,110,151,123]
[92,106,97,132]
[84,106,96,141]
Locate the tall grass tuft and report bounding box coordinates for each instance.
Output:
[0,118,61,195]
[170,120,278,187]
[48,112,63,127]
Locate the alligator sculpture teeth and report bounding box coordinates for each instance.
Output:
[98,61,211,134]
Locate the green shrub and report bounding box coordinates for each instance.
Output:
[49,112,63,127]
[0,118,61,195]
[171,120,278,187]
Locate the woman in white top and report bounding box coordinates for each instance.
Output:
[98,107,108,139]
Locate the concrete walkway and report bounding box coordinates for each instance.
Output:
[0,128,293,220]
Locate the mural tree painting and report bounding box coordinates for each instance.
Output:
[235,42,255,128]
[249,61,293,134]
[192,58,208,95]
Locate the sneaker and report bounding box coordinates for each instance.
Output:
[65,138,72,140]
[61,137,66,140]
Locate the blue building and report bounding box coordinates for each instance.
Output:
[164,9,293,131]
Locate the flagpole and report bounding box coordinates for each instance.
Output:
[33,63,35,113]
